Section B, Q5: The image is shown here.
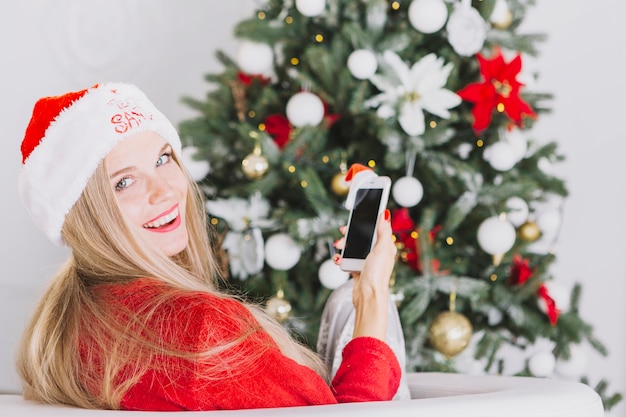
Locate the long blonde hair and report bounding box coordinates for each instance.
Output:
[16,154,328,409]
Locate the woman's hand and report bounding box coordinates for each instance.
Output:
[333,210,396,340]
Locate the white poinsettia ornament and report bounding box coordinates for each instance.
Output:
[205,192,276,279]
[365,51,461,136]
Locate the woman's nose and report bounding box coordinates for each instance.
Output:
[147,176,176,205]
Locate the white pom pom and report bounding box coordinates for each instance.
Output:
[392,176,424,207]
[408,0,448,34]
[265,233,301,270]
[286,91,325,127]
[295,0,326,17]
[484,142,518,171]
[477,216,516,255]
[347,49,378,80]
[528,351,556,377]
[180,146,211,182]
[505,197,529,227]
[318,258,350,289]
[236,41,274,75]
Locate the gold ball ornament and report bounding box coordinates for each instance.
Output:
[242,148,269,179]
[331,172,350,196]
[266,293,292,322]
[428,311,473,357]
[518,221,541,243]
[491,9,512,30]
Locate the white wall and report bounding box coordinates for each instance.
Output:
[1,1,624,415]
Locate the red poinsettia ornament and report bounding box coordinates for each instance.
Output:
[457,48,536,133]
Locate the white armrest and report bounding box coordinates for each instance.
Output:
[0,372,603,417]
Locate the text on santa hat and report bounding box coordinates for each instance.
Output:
[108,97,154,134]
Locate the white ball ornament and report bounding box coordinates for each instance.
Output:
[392,176,424,207]
[265,233,301,270]
[477,216,516,255]
[347,49,378,80]
[484,142,518,171]
[318,259,350,289]
[285,91,325,127]
[236,41,274,75]
[180,146,211,182]
[505,197,529,227]
[503,128,528,162]
[408,0,448,34]
[295,0,326,17]
[555,344,588,378]
[528,351,556,377]
[537,208,562,235]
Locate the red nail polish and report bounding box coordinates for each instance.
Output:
[384,209,391,221]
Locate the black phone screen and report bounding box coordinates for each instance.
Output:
[343,188,383,259]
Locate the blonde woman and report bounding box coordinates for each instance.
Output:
[16,83,401,411]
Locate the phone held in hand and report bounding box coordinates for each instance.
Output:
[340,175,391,272]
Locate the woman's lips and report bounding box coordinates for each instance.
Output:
[143,205,180,231]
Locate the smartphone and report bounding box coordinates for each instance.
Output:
[340,176,391,272]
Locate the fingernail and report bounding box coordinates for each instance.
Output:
[384,209,391,221]
[333,254,341,263]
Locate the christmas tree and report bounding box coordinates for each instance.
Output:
[178,0,620,410]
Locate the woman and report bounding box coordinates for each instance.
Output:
[16,82,401,410]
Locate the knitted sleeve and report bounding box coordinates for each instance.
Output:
[331,336,402,402]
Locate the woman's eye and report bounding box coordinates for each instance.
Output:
[115,177,135,191]
[156,153,171,167]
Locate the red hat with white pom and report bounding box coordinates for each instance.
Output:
[343,163,378,210]
[18,82,182,246]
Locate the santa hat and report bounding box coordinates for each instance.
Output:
[343,163,378,210]
[19,82,182,246]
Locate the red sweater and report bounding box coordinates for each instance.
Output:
[91,278,401,411]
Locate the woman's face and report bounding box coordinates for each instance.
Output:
[105,132,189,257]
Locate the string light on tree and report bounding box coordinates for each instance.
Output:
[408,0,448,34]
[285,91,325,127]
